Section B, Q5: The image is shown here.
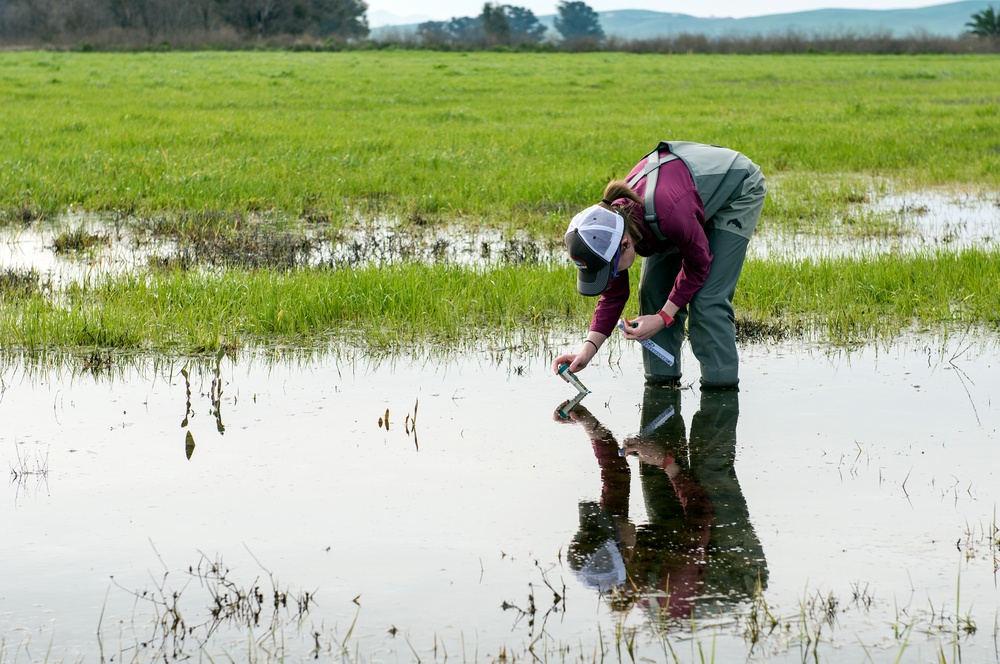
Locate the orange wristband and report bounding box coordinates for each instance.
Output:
[657,310,674,328]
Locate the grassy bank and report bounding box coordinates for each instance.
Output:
[0,263,583,353]
[1,51,998,233]
[1,247,997,354]
[737,248,1000,341]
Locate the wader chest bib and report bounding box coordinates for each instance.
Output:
[627,141,753,241]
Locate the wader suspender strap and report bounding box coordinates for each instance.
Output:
[627,150,681,242]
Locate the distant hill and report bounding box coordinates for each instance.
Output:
[368,10,433,29]
[370,1,987,40]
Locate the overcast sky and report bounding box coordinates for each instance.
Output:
[367,0,946,25]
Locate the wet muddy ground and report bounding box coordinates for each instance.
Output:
[2,189,998,282]
[2,335,998,662]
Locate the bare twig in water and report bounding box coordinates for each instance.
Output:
[108,543,316,659]
[405,398,420,450]
[501,560,566,640]
[9,445,49,482]
[947,350,982,427]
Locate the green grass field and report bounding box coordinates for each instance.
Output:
[2,51,998,227]
[1,51,998,354]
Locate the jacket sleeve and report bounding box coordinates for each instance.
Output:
[589,269,630,338]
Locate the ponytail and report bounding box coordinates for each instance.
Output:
[599,180,644,241]
[601,180,641,207]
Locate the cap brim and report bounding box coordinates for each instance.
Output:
[577,262,612,296]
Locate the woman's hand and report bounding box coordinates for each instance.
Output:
[552,335,604,374]
[552,352,588,374]
[620,315,664,341]
[621,301,679,341]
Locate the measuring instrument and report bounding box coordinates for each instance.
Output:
[558,363,591,395]
[617,319,676,366]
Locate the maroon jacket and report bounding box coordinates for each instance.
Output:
[589,154,713,338]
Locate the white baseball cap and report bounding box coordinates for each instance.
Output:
[564,204,625,296]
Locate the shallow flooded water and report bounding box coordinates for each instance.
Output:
[753,188,1000,259]
[2,189,999,660]
[2,334,999,662]
[2,189,998,287]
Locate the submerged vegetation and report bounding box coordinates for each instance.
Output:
[51,226,110,253]
[103,549,316,660]
[0,268,41,299]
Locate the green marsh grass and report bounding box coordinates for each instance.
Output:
[0,248,998,354]
[737,248,1000,342]
[51,226,110,253]
[1,51,998,231]
[0,263,590,353]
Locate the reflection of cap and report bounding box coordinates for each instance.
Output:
[569,502,627,591]
[565,205,625,296]
[576,539,627,591]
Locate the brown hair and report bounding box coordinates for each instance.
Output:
[598,179,644,241]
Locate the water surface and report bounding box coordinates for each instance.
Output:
[2,335,998,662]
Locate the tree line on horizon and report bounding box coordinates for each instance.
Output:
[414,1,603,48]
[0,0,997,50]
[0,0,369,43]
[0,0,601,46]
[414,1,999,47]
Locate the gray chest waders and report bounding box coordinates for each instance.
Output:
[627,141,752,241]
[627,141,763,387]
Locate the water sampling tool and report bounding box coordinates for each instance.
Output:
[617,319,675,366]
[558,363,591,395]
[556,364,590,419]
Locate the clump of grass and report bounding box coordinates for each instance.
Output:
[139,209,311,241]
[52,226,110,253]
[173,228,317,269]
[80,348,116,376]
[0,268,41,299]
[742,576,779,650]
[735,314,802,343]
[838,208,908,238]
[136,210,319,269]
[0,204,47,226]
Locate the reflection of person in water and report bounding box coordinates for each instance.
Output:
[554,386,767,617]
